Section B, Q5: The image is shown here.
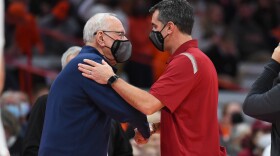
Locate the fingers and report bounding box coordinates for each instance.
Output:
[101,59,108,65]
[134,129,149,145]
[78,63,93,71]
[135,138,148,144]
[83,59,101,67]
[135,136,148,144]
[78,65,92,76]
[82,73,92,79]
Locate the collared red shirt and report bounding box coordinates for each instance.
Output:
[150,39,220,155]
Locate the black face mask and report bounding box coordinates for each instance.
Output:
[231,112,244,125]
[149,24,169,52]
[104,33,132,63]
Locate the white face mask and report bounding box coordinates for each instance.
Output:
[256,133,271,149]
[5,102,30,118]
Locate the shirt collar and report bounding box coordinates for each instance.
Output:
[81,45,118,72]
[81,46,103,57]
[167,39,198,64]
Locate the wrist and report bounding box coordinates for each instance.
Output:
[107,74,119,85]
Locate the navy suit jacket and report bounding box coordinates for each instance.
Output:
[39,46,150,156]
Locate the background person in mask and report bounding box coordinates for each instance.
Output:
[243,43,280,156]
[38,13,150,156]
[78,0,226,155]
[1,109,23,156]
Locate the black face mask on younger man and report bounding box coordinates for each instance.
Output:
[149,24,168,52]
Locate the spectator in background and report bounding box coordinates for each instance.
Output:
[28,0,57,16]
[254,0,279,51]
[196,2,226,52]
[1,91,30,138]
[231,0,270,62]
[124,0,156,87]
[205,31,240,90]
[243,44,280,156]
[219,101,245,156]
[208,0,238,25]
[1,91,30,124]
[230,123,251,156]
[6,1,44,65]
[1,109,23,156]
[39,0,81,55]
[60,46,82,69]
[78,0,129,31]
[238,120,271,156]
[220,102,243,143]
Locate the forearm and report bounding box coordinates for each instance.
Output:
[243,59,280,121]
[249,59,280,95]
[111,78,163,115]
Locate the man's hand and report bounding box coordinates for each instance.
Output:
[134,129,149,145]
[272,43,280,63]
[78,59,115,84]
[151,123,161,134]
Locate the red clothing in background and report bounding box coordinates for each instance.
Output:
[15,14,41,55]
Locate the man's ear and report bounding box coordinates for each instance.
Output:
[96,32,105,46]
[167,22,175,34]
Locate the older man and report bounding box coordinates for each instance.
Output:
[23,46,133,156]
[39,13,150,156]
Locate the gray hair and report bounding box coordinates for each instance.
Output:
[83,13,117,44]
[149,0,194,35]
[61,46,82,69]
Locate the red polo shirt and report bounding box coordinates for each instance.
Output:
[150,40,220,156]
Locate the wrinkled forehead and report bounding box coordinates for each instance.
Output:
[106,16,125,32]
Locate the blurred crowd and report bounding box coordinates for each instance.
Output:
[1,0,280,155]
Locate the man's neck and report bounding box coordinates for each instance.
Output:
[169,34,192,55]
[85,43,105,56]
[85,43,117,66]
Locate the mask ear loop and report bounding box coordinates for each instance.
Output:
[160,23,170,39]
[159,24,167,33]
[93,31,116,62]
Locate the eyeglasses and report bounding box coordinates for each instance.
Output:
[94,30,126,39]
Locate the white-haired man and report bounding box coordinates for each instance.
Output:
[61,46,82,69]
[23,46,133,156]
[39,13,150,156]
